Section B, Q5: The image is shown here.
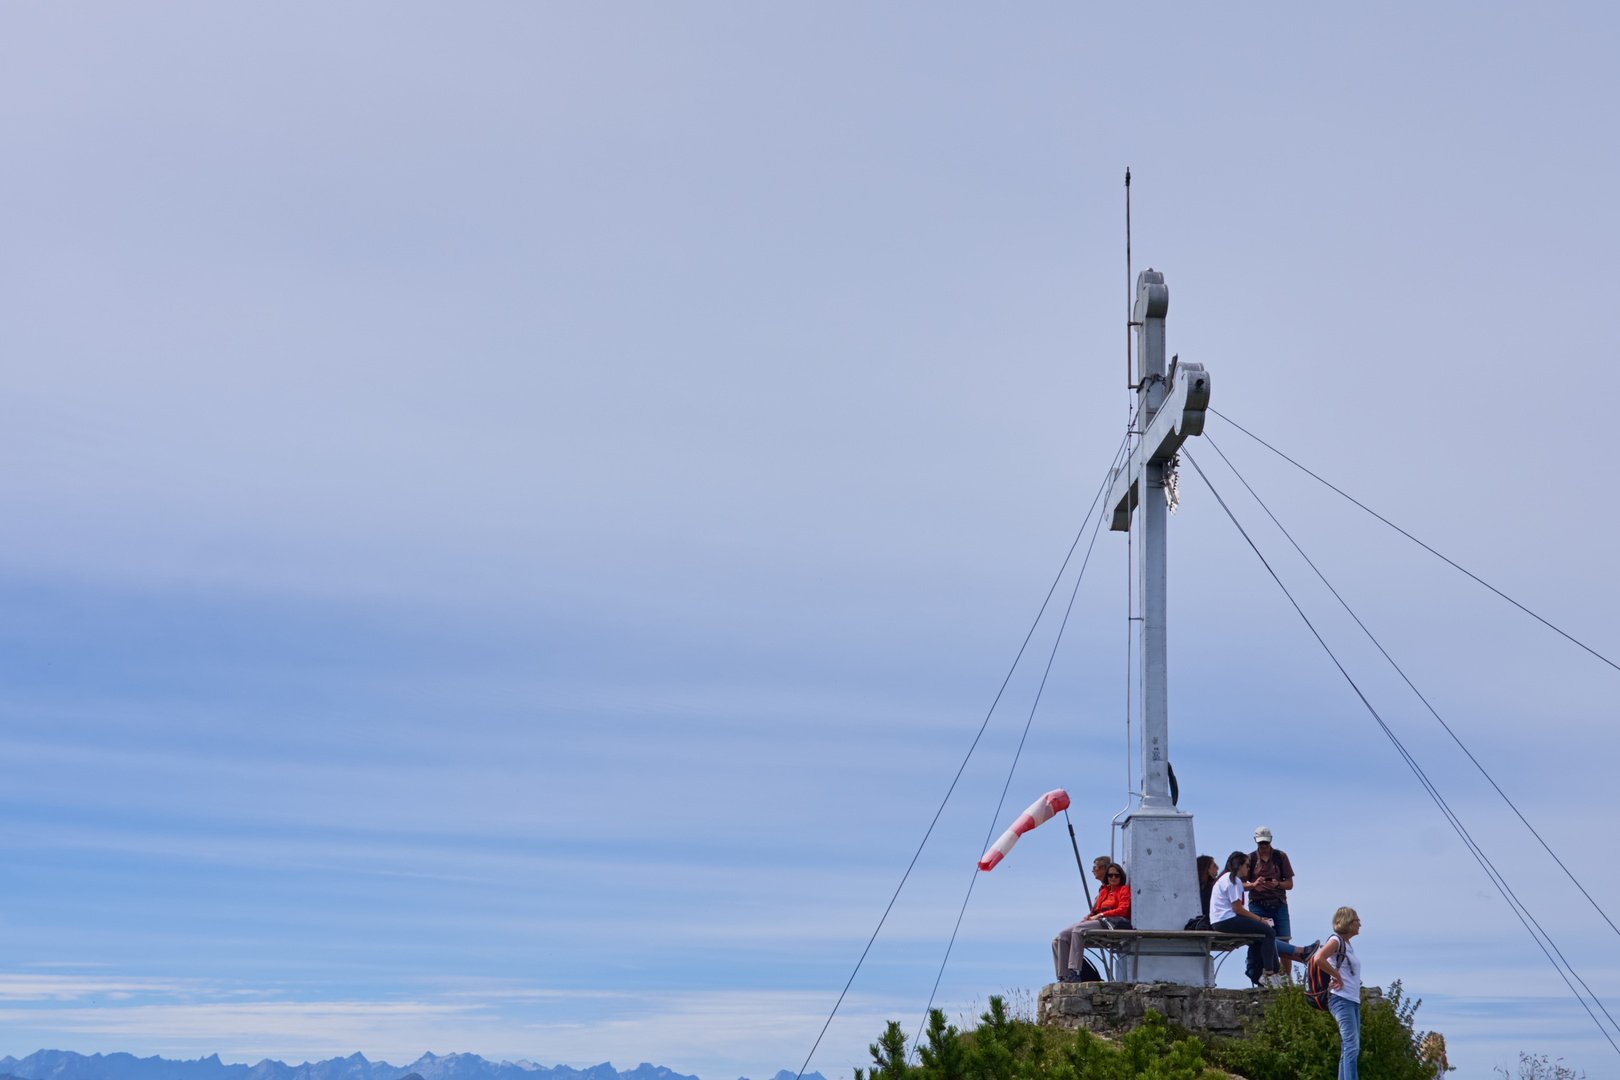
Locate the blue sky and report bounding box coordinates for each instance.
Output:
[0,3,1617,1078]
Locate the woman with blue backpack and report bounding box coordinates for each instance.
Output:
[1309,907,1364,1080]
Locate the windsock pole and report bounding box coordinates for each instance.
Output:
[1064,808,1092,908]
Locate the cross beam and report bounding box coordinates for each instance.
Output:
[1105,362,1210,532]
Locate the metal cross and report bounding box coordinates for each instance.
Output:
[1099,269,1212,981]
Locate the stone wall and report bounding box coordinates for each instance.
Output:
[1037,982,1383,1040]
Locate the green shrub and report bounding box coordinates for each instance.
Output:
[854,997,1216,1080]
[1203,981,1434,1080]
[855,983,1438,1080]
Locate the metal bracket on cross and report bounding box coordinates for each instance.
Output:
[1106,362,1211,532]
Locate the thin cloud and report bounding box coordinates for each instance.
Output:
[0,976,198,1001]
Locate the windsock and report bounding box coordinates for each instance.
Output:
[977,788,1071,871]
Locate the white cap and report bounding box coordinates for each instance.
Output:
[1254,826,1273,843]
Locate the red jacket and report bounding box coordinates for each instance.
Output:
[1089,882,1131,921]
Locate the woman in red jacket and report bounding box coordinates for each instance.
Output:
[1052,864,1133,982]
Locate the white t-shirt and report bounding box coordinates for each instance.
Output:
[1329,934,1361,1001]
[1209,872,1246,923]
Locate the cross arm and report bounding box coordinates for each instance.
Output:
[1106,362,1212,531]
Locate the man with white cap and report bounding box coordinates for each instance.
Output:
[1245,826,1297,985]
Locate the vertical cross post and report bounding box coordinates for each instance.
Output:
[1135,270,1173,811]
[1100,268,1213,983]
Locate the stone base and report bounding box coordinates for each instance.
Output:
[1038,981,1383,1041]
[1039,981,1268,1040]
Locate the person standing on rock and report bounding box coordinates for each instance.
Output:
[1312,907,1364,1080]
[1244,827,1296,985]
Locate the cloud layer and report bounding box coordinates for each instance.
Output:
[0,4,1616,1080]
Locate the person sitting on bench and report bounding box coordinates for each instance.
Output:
[1209,850,1317,987]
[1198,854,1219,919]
[1052,863,1132,982]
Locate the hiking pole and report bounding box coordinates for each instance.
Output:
[1064,808,1092,908]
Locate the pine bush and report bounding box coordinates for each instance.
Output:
[853,982,1437,1080]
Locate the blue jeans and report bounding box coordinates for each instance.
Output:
[1329,995,1360,1080]
[1248,897,1291,940]
[1212,914,1276,980]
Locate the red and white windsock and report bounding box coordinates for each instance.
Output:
[977,788,1071,871]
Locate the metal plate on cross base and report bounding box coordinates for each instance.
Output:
[1121,806,1203,982]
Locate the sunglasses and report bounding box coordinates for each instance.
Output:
[1106,872,1123,880]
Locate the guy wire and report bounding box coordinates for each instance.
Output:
[792,432,1129,1080]
[1209,406,1620,676]
[909,493,1111,1059]
[1202,431,1620,943]
[1183,448,1620,1054]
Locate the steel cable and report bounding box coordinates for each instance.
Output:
[792,434,1129,1080]
[1208,407,1620,676]
[1202,431,1620,944]
[1183,449,1620,1055]
[909,487,1111,1057]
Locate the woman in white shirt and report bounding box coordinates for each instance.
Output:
[1311,907,1363,1080]
[1209,851,1317,987]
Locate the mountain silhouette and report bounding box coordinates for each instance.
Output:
[0,1051,824,1080]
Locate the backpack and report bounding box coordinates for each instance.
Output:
[1305,935,1341,1011]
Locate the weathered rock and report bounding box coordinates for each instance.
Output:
[1039,982,1268,1039]
[1037,981,1382,1041]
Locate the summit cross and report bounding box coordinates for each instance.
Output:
[1101,268,1212,983]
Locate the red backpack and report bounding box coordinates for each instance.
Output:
[1305,935,1341,1011]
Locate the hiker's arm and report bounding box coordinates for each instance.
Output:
[1315,940,1342,987]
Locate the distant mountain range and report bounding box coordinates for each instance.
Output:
[0,1052,826,1080]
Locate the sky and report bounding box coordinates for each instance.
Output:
[0,3,1617,1077]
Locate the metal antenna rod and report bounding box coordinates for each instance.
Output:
[1125,167,1133,389]
[1122,167,1134,816]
